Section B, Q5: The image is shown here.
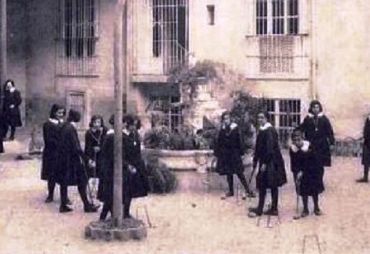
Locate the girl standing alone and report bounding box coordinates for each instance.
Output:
[249,111,287,217]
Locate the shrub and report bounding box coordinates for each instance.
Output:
[144,155,177,194]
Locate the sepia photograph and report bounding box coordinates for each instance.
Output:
[0,0,369,253]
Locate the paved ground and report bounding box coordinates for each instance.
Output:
[1,138,370,254]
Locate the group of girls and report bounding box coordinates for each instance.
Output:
[214,100,335,219]
[41,104,148,220]
[40,98,370,221]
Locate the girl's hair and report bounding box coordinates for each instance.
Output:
[108,114,115,126]
[122,114,135,126]
[221,111,231,122]
[291,128,303,139]
[308,100,323,114]
[67,109,81,123]
[4,79,15,88]
[49,104,65,119]
[257,111,269,119]
[89,114,105,128]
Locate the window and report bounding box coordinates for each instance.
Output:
[57,0,99,76]
[152,0,189,73]
[67,91,86,129]
[262,98,301,146]
[150,96,183,131]
[207,5,215,25]
[256,0,299,35]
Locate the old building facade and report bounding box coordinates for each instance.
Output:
[1,0,370,140]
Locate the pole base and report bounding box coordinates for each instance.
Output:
[85,218,147,241]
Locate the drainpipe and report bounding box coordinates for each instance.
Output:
[309,0,318,100]
[0,0,7,115]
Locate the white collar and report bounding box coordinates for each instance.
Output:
[291,140,310,153]
[70,122,77,128]
[259,122,272,131]
[222,122,238,130]
[308,112,324,118]
[123,129,130,136]
[107,129,114,135]
[9,87,15,93]
[48,118,59,125]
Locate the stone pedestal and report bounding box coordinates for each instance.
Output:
[189,84,225,130]
[85,218,147,241]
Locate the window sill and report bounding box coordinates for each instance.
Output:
[245,74,309,81]
[56,74,100,78]
[245,33,309,38]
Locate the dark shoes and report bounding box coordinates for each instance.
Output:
[356,178,368,183]
[246,190,256,198]
[44,196,53,203]
[314,208,322,216]
[293,209,309,220]
[248,207,263,217]
[84,204,99,213]
[221,192,234,200]
[124,214,133,219]
[59,205,73,213]
[264,208,279,216]
[66,198,73,206]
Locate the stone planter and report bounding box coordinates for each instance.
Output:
[143,148,215,172]
[143,148,254,193]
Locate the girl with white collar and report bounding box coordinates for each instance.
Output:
[57,109,99,213]
[214,111,254,200]
[41,104,66,203]
[3,79,22,140]
[290,129,324,218]
[249,111,287,217]
[99,114,149,221]
[300,100,335,170]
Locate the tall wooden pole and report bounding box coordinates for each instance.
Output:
[113,0,125,227]
[0,0,6,114]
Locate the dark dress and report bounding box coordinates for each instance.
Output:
[0,114,4,153]
[84,127,107,178]
[290,142,324,196]
[100,131,149,204]
[3,90,22,127]
[41,119,62,181]
[300,114,335,167]
[362,118,370,167]
[56,122,87,186]
[214,124,244,175]
[253,124,287,190]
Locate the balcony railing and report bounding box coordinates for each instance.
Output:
[244,34,309,79]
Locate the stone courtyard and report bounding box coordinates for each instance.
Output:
[1,139,370,254]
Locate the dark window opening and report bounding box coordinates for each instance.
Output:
[207,5,215,25]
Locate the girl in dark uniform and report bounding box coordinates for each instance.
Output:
[3,80,22,140]
[249,112,287,217]
[99,114,149,221]
[214,111,254,200]
[57,109,99,213]
[41,104,65,203]
[357,116,370,183]
[300,100,335,171]
[290,129,324,217]
[0,113,4,153]
[85,115,107,201]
